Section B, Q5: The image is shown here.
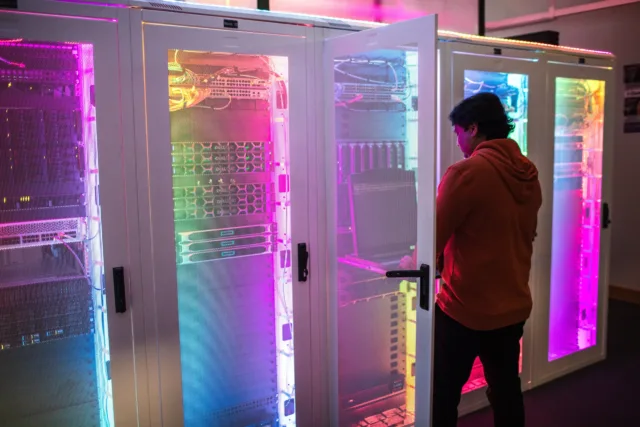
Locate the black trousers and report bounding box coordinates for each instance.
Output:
[432,305,525,427]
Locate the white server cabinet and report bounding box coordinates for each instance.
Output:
[127,5,319,427]
[112,3,441,426]
[0,2,147,427]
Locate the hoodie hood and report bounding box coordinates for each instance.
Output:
[471,139,539,204]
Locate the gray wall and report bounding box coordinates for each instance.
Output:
[491,3,640,291]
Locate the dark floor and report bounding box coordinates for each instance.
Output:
[459,299,640,427]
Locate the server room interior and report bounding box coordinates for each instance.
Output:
[0,34,605,427]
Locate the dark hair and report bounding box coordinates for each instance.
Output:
[448,92,515,140]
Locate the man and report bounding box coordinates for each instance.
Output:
[403,92,542,427]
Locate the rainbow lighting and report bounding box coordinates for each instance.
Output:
[168,50,296,426]
[332,46,420,426]
[0,39,114,426]
[549,78,605,361]
[438,30,613,58]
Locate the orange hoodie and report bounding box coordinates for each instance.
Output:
[435,139,542,331]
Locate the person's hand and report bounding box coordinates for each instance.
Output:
[399,255,416,270]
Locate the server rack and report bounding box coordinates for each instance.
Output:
[532,53,614,389]
[0,3,143,427]
[128,6,316,427]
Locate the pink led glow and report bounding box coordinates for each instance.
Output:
[342,3,424,23]
[0,36,114,423]
[0,41,74,50]
[0,56,25,68]
[548,78,605,362]
[54,0,128,7]
[271,0,422,24]
[0,8,117,22]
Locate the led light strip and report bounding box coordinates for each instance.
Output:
[438,30,613,57]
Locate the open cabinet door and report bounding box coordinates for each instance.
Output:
[323,15,438,427]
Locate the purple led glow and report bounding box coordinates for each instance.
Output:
[548,78,605,362]
[0,56,26,68]
[0,7,117,22]
[56,0,128,7]
[0,36,114,425]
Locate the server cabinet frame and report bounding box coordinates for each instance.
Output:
[0,3,146,426]
[129,8,316,427]
[322,15,439,427]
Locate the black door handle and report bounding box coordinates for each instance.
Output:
[113,267,127,313]
[386,264,431,311]
[297,243,309,282]
[603,202,611,229]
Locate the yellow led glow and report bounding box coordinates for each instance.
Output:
[400,280,417,417]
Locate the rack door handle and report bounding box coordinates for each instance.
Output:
[603,202,612,229]
[386,264,431,311]
[113,267,127,313]
[297,243,309,282]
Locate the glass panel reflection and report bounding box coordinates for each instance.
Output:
[334,49,419,426]
[549,78,605,361]
[168,50,296,426]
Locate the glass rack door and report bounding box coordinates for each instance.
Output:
[549,77,605,361]
[324,15,438,427]
[0,8,137,427]
[140,19,311,427]
[170,49,295,427]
